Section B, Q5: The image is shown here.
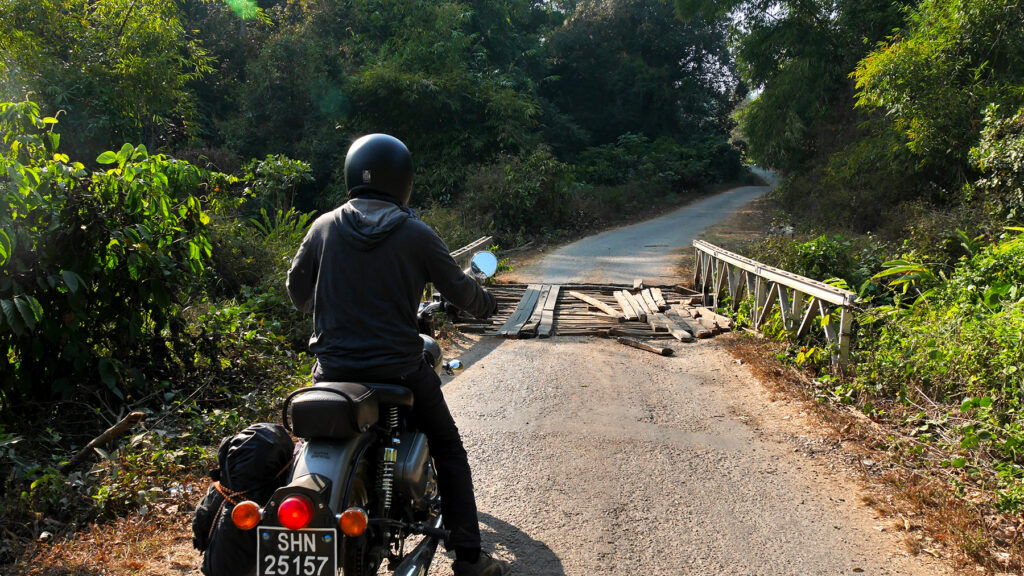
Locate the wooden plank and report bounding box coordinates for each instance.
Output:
[633,278,645,290]
[567,291,625,321]
[537,285,561,338]
[649,313,694,342]
[613,291,641,321]
[695,306,734,331]
[640,289,662,313]
[651,288,668,310]
[519,284,551,337]
[620,291,649,322]
[608,327,674,339]
[617,336,673,356]
[667,306,713,338]
[497,284,542,336]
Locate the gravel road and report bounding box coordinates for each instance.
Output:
[430,182,952,575]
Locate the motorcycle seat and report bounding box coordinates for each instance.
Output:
[366,382,414,408]
[284,382,379,440]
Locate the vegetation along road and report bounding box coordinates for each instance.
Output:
[431,185,954,575]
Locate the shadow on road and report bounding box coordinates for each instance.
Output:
[440,335,505,389]
[479,512,566,576]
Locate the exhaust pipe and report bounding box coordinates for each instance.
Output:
[391,514,444,576]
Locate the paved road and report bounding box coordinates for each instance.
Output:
[432,181,951,576]
[523,181,771,285]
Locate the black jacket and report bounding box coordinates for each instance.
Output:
[287,198,495,379]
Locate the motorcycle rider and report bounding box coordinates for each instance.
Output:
[286,133,512,576]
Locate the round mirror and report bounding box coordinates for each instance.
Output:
[469,251,498,280]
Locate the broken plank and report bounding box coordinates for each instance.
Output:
[640,289,662,313]
[651,288,668,309]
[695,306,734,330]
[537,285,561,338]
[567,290,625,321]
[619,290,649,322]
[666,306,713,339]
[616,336,672,356]
[519,284,552,337]
[497,284,542,336]
[649,313,694,342]
[613,291,641,321]
[608,327,675,339]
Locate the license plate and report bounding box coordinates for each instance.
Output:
[257,526,337,576]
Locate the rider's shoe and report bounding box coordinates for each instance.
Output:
[452,551,512,576]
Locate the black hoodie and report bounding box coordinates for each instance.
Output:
[287,198,495,379]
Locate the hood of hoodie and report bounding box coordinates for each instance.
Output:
[336,198,413,251]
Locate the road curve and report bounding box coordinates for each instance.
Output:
[518,183,770,285]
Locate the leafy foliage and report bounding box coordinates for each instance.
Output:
[1,101,215,407]
[970,105,1024,220]
[854,0,1024,187]
[545,0,740,155]
[856,232,1024,510]
[0,0,212,157]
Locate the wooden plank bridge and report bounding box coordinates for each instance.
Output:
[445,237,858,364]
[452,281,734,343]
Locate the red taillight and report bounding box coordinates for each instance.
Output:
[278,494,314,530]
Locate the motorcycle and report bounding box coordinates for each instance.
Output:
[229,251,499,576]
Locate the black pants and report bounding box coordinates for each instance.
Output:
[312,359,482,551]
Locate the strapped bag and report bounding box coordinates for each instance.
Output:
[192,423,295,576]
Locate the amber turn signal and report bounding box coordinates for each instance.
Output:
[231,500,262,530]
[339,507,368,537]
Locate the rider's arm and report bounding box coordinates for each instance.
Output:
[286,223,322,314]
[419,226,496,319]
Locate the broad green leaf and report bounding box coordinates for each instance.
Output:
[98,359,124,400]
[116,143,134,164]
[97,151,118,164]
[14,295,43,332]
[1,299,25,335]
[951,457,967,468]
[0,229,10,265]
[61,270,82,293]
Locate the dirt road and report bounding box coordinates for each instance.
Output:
[432,184,952,575]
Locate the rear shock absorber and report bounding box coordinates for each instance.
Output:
[379,405,401,518]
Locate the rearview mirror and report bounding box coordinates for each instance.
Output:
[469,251,498,280]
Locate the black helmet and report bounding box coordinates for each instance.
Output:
[344,133,413,205]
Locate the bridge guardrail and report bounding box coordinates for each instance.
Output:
[693,240,856,371]
[450,236,493,269]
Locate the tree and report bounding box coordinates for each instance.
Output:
[0,0,212,158]
[544,0,740,155]
[854,0,1024,190]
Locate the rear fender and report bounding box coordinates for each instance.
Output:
[290,433,374,513]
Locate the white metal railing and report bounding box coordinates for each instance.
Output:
[693,240,856,371]
[450,236,493,268]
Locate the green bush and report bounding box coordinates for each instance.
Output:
[575,133,734,191]
[465,146,576,241]
[1,101,217,408]
[971,105,1024,221]
[856,231,1024,511]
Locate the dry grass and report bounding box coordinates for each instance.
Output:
[12,501,202,576]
